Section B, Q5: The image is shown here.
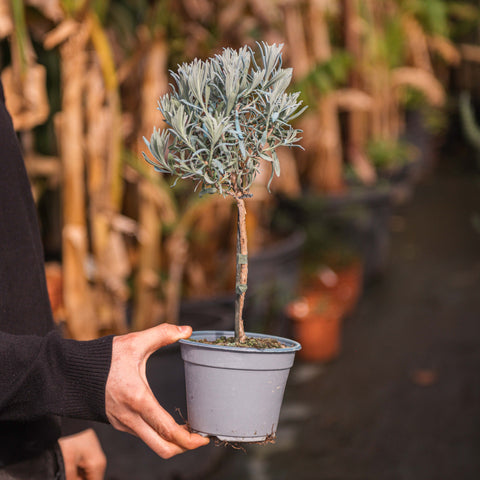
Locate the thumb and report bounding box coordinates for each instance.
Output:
[140,323,192,357]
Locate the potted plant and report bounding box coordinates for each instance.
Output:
[143,42,305,442]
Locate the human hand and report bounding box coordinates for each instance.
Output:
[58,428,106,480]
[105,324,210,459]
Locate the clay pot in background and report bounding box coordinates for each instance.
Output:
[311,259,364,317]
[286,292,343,362]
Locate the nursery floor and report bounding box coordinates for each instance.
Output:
[94,140,480,479]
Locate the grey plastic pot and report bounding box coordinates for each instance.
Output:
[179,330,301,442]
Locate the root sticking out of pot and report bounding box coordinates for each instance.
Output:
[214,432,277,449]
[214,440,247,452]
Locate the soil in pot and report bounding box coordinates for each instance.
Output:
[193,335,287,349]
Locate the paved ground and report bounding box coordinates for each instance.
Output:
[95,131,480,479]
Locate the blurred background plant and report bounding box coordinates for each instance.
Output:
[0,0,477,340]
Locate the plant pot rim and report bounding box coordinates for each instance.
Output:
[179,330,301,354]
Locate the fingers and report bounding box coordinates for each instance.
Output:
[139,324,193,357]
[127,420,192,459]
[59,429,106,480]
[79,429,107,480]
[139,396,209,451]
[61,458,77,480]
[110,412,208,460]
[105,324,209,460]
[109,387,209,459]
[110,324,192,368]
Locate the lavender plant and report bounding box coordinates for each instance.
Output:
[143,42,306,342]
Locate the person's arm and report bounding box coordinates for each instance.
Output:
[0,329,113,423]
[0,323,209,459]
[57,325,209,478]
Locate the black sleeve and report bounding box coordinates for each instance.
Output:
[0,330,113,422]
[0,78,114,426]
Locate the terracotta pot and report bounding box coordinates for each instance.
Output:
[286,293,343,362]
[335,260,363,315]
[312,260,364,317]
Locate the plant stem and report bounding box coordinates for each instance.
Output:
[234,196,248,342]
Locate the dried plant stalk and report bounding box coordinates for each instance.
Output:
[309,0,332,62]
[133,180,162,331]
[1,63,50,131]
[309,96,344,192]
[132,37,171,329]
[164,229,188,325]
[2,0,49,131]
[282,2,310,78]
[402,15,433,73]
[343,0,373,184]
[85,63,128,335]
[392,67,446,108]
[58,25,98,340]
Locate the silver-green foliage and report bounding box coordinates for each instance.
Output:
[143,42,306,196]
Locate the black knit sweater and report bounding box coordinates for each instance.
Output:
[0,81,113,466]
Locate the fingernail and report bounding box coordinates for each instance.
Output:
[177,325,190,334]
